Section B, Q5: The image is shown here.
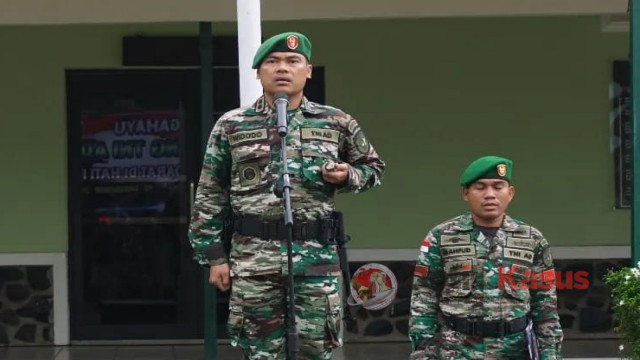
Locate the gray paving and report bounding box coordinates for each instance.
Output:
[0,340,626,359]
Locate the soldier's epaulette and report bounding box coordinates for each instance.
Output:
[216,106,251,120]
[439,214,467,230]
[240,105,261,116]
[528,226,546,241]
[510,225,532,238]
[309,102,347,117]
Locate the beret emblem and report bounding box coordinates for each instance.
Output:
[286,35,299,50]
[497,164,507,177]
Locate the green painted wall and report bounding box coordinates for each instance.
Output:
[0,16,629,253]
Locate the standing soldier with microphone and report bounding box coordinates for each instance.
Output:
[188,32,385,359]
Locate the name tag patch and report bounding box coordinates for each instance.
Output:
[301,128,340,143]
[228,129,268,146]
[441,245,476,258]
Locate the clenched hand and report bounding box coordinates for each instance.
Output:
[322,162,349,185]
[209,263,231,291]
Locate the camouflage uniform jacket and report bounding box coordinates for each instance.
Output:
[409,212,563,359]
[188,95,385,277]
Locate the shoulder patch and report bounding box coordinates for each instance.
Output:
[347,118,359,133]
[420,239,430,253]
[543,247,554,268]
[414,264,429,277]
[353,129,370,154]
[541,269,556,282]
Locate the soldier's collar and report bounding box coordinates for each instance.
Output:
[247,95,273,115]
[501,214,525,232]
[300,97,323,114]
[452,212,474,231]
[453,212,521,232]
[246,95,322,116]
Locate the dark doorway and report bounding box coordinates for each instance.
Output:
[67,70,206,339]
[67,68,325,340]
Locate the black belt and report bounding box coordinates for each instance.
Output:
[233,215,338,242]
[442,314,528,338]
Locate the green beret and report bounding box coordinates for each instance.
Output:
[460,155,513,187]
[252,32,312,69]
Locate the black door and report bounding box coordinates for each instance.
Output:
[67,67,324,340]
[67,70,210,339]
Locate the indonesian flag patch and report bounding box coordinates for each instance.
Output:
[414,264,429,277]
[420,239,430,253]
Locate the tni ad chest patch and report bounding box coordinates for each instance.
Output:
[301,128,340,143]
[504,248,534,265]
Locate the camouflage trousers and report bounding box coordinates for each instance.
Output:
[410,328,529,359]
[227,275,343,360]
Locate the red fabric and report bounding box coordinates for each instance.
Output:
[414,265,429,277]
[541,269,556,283]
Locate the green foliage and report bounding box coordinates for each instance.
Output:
[605,263,640,359]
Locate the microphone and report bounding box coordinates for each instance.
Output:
[274,92,289,137]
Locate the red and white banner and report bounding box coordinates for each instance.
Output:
[81,111,182,181]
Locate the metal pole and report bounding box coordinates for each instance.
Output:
[237,0,263,105]
[199,21,216,360]
[200,22,215,152]
[632,1,640,265]
[199,3,261,358]
[274,101,299,359]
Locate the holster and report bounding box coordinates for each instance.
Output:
[332,211,356,327]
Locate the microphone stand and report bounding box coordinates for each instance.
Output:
[274,94,298,360]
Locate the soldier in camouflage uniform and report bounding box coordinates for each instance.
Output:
[188,32,385,359]
[409,156,563,359]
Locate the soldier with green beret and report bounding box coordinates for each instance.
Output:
[409,155,563,359]
[188,31,385,359]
